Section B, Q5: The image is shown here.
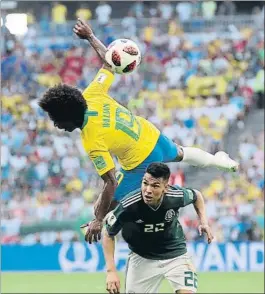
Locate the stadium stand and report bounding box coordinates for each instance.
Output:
[1,1,264,244]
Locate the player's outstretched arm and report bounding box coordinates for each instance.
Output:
[81,169,118,244]
[102,228,121,294]
[95,169,118,221]
[73,18,114,73]
[193,189,214,244]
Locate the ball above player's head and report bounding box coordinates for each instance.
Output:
[105,39,141,74]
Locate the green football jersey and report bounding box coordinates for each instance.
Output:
[105,185,197,260]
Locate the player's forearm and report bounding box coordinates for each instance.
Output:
[95,181,118,221]
[193,190,208,225]
[102,229,117,272]
[86,34,108,63]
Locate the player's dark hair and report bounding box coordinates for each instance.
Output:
[146,162,170,181]
[38,84,87,126]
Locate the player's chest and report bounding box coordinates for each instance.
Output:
[131,205,179,233]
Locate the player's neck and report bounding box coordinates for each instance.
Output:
[149,194,164,209]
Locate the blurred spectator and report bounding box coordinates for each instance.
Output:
[95,1,112,26]
[218,0,236,15]
[176,2,193,23]
[51,2,67,35]
[131,0,144,19]
[254,68,264,109]
[202,1,217,20]
[121,11,137,38]
[158,1,174,20]
[39,6,50,35]
[51,2,67,24]
[27,9,36,26]
[246,220,263,241]
[76,4,92,22]
[1,1,264,244]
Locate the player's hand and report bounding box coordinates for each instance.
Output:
[80,219,103,244]
[198,224,214,244]
[73,18,93,39]
[106,271,120,294]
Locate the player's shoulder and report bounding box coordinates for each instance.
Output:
[164,185,186,207]
[165,185,185,199]
[120,188,142,208]
[166,185,197,204]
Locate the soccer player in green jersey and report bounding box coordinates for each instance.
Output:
[102,162,213,294]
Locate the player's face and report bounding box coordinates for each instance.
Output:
[141,173,168,206]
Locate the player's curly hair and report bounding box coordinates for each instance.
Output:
[38,84,87,126]
[146,162,170,181]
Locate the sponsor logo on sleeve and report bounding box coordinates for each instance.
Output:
[97,73,107,84]
[93,156,107,171]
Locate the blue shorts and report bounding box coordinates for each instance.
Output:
[114,134,178,201]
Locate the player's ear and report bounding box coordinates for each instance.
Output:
[164,183,169,192]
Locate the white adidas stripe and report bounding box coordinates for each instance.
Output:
[167,189,183,192]
[167,188,183,192]
[123,196,142,207]
[166,194,183,198]
[167,192,183,195]
[121,192,141,205]
[166,191,183,197]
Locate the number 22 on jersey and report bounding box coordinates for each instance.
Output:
[144,223,165,232]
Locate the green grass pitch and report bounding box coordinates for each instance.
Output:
[1,272,264,293]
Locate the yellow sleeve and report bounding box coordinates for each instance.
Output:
[83,68,114,97]
[89,150,115,176]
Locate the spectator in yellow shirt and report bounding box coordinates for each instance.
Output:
[76,4,92,22]
[65,177,83,193]
[27,9,35,25]
[198,114,210,130]
[143,20,155,45]
[52,2,67,24]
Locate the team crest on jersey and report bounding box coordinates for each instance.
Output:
[165,209,175,222]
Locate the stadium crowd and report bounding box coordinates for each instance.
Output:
[1,1,264,244]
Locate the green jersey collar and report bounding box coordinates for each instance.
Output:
[81,109,98,129]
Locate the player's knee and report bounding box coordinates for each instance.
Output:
[174,144,184,162]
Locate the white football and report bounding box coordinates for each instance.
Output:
[105,39,141,74]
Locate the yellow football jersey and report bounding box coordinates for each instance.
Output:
[81,69,160,176]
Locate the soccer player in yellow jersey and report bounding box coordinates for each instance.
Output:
[39,19,238,243]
